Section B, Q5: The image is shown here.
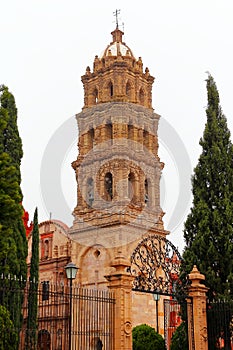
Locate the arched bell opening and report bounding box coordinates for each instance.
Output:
[86,177,94,207]
[109,81,114,98]
[92,87,99,104]
[104,172,113,201]
[144,178,149,206]
[128,172,136,203]
[126,80,133,101]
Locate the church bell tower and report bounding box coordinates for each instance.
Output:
[69,26,168,286]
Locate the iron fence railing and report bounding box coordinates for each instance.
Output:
[207,299,233,350]
[0,276,115,350]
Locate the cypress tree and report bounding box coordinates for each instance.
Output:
[0,85,27,280]
[0,103,20,276]
[0,85,28,348]
[0,85,27,281]
[0,85,23,187]
[25,208,39,350]
[181,75,233,301]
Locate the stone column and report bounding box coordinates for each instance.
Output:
[188,265,209,350]
[105,254,134,350]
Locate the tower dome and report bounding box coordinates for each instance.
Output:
[81,27,154,109]
[101,28,135,58]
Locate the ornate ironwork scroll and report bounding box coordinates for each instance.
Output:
[129,234,182,294]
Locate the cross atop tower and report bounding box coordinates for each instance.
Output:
[113,9,120,29]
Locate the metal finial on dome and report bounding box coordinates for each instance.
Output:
[113,9,120,29]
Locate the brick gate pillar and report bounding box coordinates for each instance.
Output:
[105,253,134,350]
[188,265,209,350]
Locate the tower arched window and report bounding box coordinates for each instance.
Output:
[126,81,132,100]
[87,177,94,206]
[104,172,113,201]
[145,179,149,206]
[128,172,136,202]
[93,88,98,104]
[44,239,49,259]
[109,82,113,98]
[139,88,145,105]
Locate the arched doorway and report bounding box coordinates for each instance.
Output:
[38,329,51,350]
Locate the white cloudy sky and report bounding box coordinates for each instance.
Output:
[1,1,233,252]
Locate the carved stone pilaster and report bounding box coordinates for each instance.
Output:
[105,254,134,350]
[188,265,209,350]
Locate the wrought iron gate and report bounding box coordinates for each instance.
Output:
[129,234,194,349]
[164,297,194,350]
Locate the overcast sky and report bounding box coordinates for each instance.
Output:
[1,1,233,252]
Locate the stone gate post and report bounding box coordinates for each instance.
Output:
[188,265,209,350]
[105,253,134,350]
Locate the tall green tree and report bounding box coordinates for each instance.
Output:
[25,208,39,350]
[181,75,233,301]
[0,85,27,281]
[0,85,23,187]
[0,85,28,348]
[0,85,27,280]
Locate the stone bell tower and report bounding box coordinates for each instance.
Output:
[69,26,168,287]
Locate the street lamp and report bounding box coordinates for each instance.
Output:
[65,262,78,350]
[153,292,160,333]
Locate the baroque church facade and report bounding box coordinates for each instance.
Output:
[26,25,181,348]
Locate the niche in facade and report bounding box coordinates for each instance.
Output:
[128,124,134,140]
[88,128,94,149]
[143,129,149,149]
[106,123,113,143]
[139,87,145,105]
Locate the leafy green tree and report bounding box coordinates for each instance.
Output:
[0,305,17,350]
[25,208,39,350]
[170,322,188,350]
[181,74,233,301]
[132,324,165,350]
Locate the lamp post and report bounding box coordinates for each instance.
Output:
[153,292,160,333]
[65,262,78,350]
